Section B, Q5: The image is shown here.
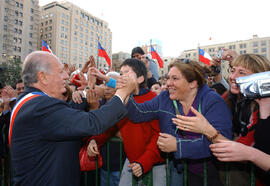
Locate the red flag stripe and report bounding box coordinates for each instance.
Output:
[9,94,41,148]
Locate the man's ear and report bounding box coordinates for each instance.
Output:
[37,71,48,85]
[137,75,144,84]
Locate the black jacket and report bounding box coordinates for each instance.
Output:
[10,87,127,186]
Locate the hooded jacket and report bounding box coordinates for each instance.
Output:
[126,84,232,171]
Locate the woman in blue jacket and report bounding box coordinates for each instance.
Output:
[126,59,233,186]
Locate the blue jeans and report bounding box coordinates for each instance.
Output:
[100,168,120,186]
[169,161,183,186]
[119,158,166,186]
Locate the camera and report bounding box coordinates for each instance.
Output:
[236,71,270,99]
[215,49,224,59]
[209,65,221,76]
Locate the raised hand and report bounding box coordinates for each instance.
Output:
[86,89,99,110]
[87,56,97,89]
[5,85,17,98]
[2,87,10,111]
[81,56,94,73]
[88,67,110,82]
[73,72,88,90]
[71,90,84,104]
[222,49,238,63]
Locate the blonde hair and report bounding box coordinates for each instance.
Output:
[231,54,270,73]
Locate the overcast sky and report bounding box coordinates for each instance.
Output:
[39,0,269,57]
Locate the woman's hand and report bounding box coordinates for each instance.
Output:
[157,133,177,152]
[210,140,250,162]
[172,106,209,134]
[87,139,99,157]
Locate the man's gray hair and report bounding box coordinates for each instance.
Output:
[21,51,52,87]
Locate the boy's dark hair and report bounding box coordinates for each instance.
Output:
[131,47,145,58]
[16,79,23,85]
[151,81,161,88]
[210,83,227,95]
[120,58,147,88]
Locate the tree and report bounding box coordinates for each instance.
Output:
[0,57,22,87]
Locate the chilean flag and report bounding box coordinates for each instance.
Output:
[199,48,212,66]
[42,40,52,53]
[151,45,163,68]
[98,42,111,67]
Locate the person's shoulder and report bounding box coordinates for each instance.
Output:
[145,90,157,98]
[200,85,226,104]
[24,95,69,111]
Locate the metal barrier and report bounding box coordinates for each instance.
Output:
[1,137,257,186]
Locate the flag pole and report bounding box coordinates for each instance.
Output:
[150,39,152,53]
[97,35,100,69]
[197,43,200,63]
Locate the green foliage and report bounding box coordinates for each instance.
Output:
[0,58,22,87]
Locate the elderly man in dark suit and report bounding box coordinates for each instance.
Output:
[9,51,135,186]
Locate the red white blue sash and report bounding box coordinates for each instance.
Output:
[9,93,43,148]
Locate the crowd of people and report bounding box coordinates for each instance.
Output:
[0,46,269,186]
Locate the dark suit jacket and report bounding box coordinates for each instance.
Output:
[10,87,127,186]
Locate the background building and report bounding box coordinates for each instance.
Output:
[161,57,174,77]
[0,0,39,64]
[180,35,270,79]
[111,51,130,72]
[139,39,166,77]
[39,1,112,70]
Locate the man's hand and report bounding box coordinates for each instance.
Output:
[115,76,127,89]
[157,133,177,152]
[87,139,99,157]
[115,74,136,104]
[128,163,143,177]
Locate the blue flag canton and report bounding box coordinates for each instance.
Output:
[199,48,204,56]
[98,42,104,50]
